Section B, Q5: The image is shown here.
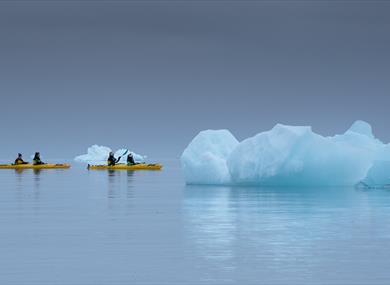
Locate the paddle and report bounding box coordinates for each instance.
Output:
[116,149,129,163]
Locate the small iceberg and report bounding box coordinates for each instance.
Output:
[75,145,145,165]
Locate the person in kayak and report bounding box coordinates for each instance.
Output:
[14,153,28,165]
[32,152,45,165]
[127,153,136,166]
[107,152,120,166]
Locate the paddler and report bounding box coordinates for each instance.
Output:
[127,153,136,166]
[14,153,28,165]
[107,152,120,166]
[32,152,45,165]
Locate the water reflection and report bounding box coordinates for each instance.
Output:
[107,170,120,199]
[14,169,24,175]
[104,170,137,215]
[126,171,135,199]
[182,185,383,282]
[2,163,390,284]
[10,169,44,211]
[106,170,135,199]
[184,185,236,259]
[14,169,24,188]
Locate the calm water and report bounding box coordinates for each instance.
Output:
[1,160,390,285]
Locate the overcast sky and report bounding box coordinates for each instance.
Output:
[0,0,389,159]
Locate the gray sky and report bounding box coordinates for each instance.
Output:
[0,0,389,159]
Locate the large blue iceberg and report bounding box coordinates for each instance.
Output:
[181,121,390,187]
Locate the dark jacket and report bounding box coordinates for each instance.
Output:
[127,155,135,165]
[33,155,44,165]
[107,155,119,166]
[15,158,27,165]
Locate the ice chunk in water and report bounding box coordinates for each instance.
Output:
[181,121,390,187]
[180,130,239,184]
[75,145,145,165]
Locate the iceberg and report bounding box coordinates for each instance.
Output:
[360,145,390,187]
[181,130,239,184]
[75,145,145,165]
[181,121,390,187]
[361,161,390,188]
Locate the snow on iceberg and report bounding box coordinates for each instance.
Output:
[75,145,145,165]
[181,121,390,187]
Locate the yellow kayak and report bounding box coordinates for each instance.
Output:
[0,164,71,170]
[88,163,163,171]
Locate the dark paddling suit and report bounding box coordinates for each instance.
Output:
[127,155,135,165]
[14,158,27,165]
[33,156,44,165]
[107,155,120,166]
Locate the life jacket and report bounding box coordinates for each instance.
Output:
[33,157,42,165]
[15,158,24,165]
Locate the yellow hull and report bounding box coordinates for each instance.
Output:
[0,164,71,170]
[88,163,163,171]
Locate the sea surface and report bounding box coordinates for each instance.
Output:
[1,159,390,285]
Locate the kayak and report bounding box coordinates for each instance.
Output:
[0,164,71,170]
[88,163,163,171]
